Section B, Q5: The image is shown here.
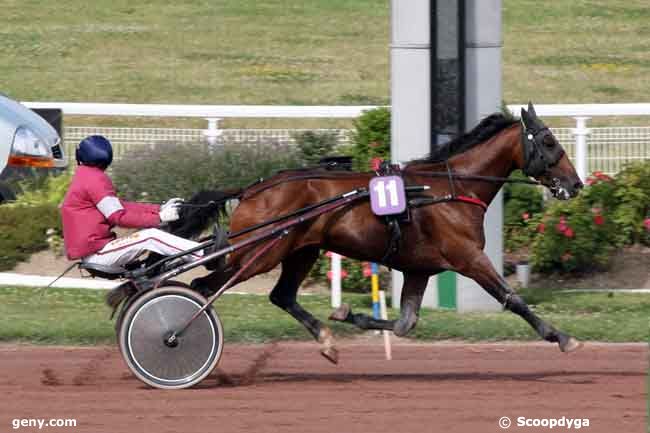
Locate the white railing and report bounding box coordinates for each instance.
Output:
[62,126,352,162]
[23,102,374,145]
[23,102,650,179]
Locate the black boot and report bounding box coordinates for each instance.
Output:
[204,226,229,271]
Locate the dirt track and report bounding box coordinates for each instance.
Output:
[0,342,646,433]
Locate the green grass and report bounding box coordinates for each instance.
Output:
[2,0,389,107]
[503,0,650,105]
[0,286,647,345]
[3,0,650,116]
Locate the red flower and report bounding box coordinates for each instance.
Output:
[362,262,372,277]
[559,216,567,224]
[325,251,333,258]
[556,222,567,233]
[593,215,604,226]
[522,212,530,221]
[326,271,333,280]
[591,171,613,183]
[595,172,612,181]
[644,218,650,231]
[537,223,546,233]
[341,270,349,279]
[370,157,383,171]
[564,227,574,238]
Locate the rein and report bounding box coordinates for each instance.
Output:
[176,201,221,209]
[408,171,541,185]
[245,168,540,201]
[408,194,488,211]
[176,169,536,215]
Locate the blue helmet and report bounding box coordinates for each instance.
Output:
[76,135,113,168]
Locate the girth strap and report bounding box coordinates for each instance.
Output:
[381,219,402,264]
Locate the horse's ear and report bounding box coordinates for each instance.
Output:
[527,101,538,119]
[521,107,531,128]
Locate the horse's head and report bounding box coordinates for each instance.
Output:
[519,102,583,200]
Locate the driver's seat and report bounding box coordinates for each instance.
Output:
[79,262,129,280]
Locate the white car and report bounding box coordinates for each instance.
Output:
[0,94,67,201]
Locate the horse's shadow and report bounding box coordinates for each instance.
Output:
[191,369,644,390]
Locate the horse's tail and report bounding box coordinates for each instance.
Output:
[167,188,241,239]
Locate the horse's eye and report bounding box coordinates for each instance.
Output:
[543,135,555,148]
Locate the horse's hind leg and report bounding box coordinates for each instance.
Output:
[329,272,429,337]
[269,246,340,363]
[458,251,581,352]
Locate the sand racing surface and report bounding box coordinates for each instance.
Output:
[0,341,646,433]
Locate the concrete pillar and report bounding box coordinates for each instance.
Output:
[390,0,503,312]
[457,0,502,312]
[390,0,435,309]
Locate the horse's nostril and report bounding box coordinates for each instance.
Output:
[574,181,584,190]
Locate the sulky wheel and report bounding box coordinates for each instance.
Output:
[114,280,190,336]
[118,286,224,389]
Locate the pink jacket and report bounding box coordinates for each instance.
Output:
[61,166,161,259]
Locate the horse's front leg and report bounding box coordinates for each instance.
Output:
[329,272,428,337]
[456,250,581,352]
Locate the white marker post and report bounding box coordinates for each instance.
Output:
[379,290,392,360]
[331,253,342,308]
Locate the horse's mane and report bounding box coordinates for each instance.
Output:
[408,113,519,165]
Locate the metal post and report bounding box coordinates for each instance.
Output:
[204,117,222,145]
[572,116,591,182]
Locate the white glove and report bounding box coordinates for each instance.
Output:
[159,198,183,223]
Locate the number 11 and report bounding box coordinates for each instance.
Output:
[372,180,399,208]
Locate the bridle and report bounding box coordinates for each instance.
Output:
[521,121,564,178]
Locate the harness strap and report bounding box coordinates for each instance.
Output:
[455,195,488,211]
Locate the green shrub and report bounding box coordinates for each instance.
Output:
[607,163,650,245]
[531,162,650,273]
[530,188,618,273]
[111,142,302,202]
[0,173,69,269]
[503,170,544,252]
[349,107,390,171]
[292,130,340,166]
[8,171,71,207]
[0,204,61,270]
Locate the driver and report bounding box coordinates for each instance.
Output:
[61,135,211,268]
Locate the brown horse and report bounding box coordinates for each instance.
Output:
[178,103,584,362]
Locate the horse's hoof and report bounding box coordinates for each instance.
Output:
[317,327,338,364]
[320,346,339,364]
[328,304,351,322]
[559,336,582,353]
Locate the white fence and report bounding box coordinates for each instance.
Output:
[62,127,352,162]
[24,102,650,179]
